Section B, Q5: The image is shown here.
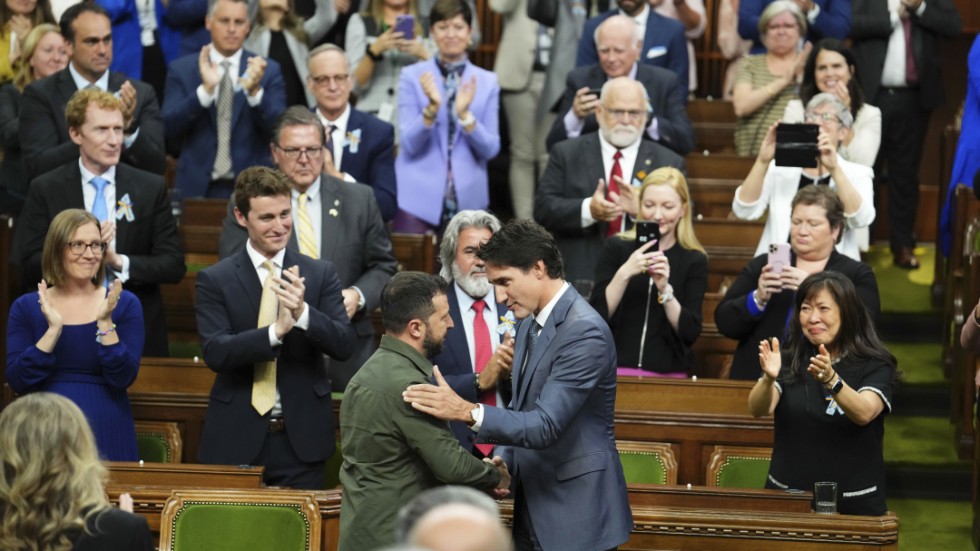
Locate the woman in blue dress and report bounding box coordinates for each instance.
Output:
[6,208,142,461]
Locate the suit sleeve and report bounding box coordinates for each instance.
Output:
[653,73,695,155]
[810,0,851,41]
[713,256,766,340]
[10,180,50,286]
[127,180,186,285]
[916,0,963,38]
[217,200,248,259]
[196,268,281,372]
[303,0,336,44]
[122,84,167,175]
[20,84,82,181]
[533,144,591,233]
[849,0,892,38]
[301,259,357,361]
[164,0,207,26]
[576,19,600,67]
[737,0,763,44]
[162,59,208,144]
[544,71,578,150]
[350,191,397,314]
[366,122,398,222]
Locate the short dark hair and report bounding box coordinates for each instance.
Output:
[59,2,109,44]
[477,219,564,279]
[232,166,293,218]
[429,0,471,27]
[791,185,845,244]
[273,106,326,147]
[381,272,448,334]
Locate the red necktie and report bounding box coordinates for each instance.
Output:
[472,299,496,457]
[606,150,624,237]
[902,18,919,85]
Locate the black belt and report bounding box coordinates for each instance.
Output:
[268,418,286,433]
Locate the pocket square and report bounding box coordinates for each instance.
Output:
[646,46,668,59]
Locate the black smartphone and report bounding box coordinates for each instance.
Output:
[586,87,602,97]
[635,221,660,250]
[395,14,415,40]
[775,123,819,168]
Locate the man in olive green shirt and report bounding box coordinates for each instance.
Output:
[338,272,510,551]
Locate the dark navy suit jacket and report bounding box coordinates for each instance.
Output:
[337,108,398,222]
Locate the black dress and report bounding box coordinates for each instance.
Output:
[765,355,894,516]
[72,507,153,551]
[591,236,708,374]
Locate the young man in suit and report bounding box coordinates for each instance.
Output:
[11,88,185,358]
[548,15,693,155]
[306,44,397,222]
[850,0,962,269]
[404,219,633,551]
[536,77,685,285]
[432,210,515,456]
[162,0,286,199]
[19,2,166,182]
[195,166,355,489]
[218,106,398,391]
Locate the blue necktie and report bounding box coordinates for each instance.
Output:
[91,177,109,222]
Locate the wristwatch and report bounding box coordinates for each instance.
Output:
[365,43,383,62]
[829,376,844,395]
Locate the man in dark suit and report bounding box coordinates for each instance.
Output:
[11,88,184,358]
[577,0,688,88]
[851,0,961,269]
[549,15,693,155]
[432,210,515,456]
[196,166,355,489]
[404,219,633,551]
[218,106,397,391]
[19,2,166,183]
[162,0,286,199]
[536,77,685,285]
[307,44,397,222]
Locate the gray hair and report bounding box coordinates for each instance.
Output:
[439,210,502,281]
[396,486,501,543]
[594,14,643,50]
[805,92,854,129]
[208,0,250,17]
[308,43,348,67]
[272,105,327,146]
[757,0,807,39]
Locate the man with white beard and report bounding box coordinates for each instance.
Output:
[431,210,517,458]
[535,77,686,287]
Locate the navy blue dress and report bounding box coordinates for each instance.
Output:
[6,290,143,461]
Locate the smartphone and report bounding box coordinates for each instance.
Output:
[586,87,602,97]
[635,221,660,251]
[768,242,791,273]
[395,14,415,40]
[775,123,819,168]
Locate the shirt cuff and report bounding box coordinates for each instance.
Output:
[295,302,311,330]
[806,3,820,22]
[245,86,264,107]
[581,197,596,227]
[469,403,484,432]
[342,172,357,183]
[116,254,131,283]
[564,109,585,139]
[350,286,366,311]
[123,127,139,149]
[646,116,660,141]
[197,84,216,107]
[914,1,926,16]
[268,324,282,347]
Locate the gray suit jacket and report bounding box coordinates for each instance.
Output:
[534,133,686,283]
[529,0,585,120]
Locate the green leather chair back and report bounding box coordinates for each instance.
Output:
[136,432,171,463]
[619,450,668,485]
[714,456,771,488]
[168,502,314,550]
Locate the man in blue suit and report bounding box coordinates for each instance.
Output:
[431,210,515,456]
[162,0,286,199]
[576,0,688,90]
[307,44,397,222]
[404,219,632,551]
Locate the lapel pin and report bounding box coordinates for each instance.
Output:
[329,208,339,217]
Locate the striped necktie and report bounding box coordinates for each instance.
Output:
[296,192,318,259]
[252,260,278,415]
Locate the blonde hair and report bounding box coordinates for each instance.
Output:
[12,24,61,91]
[0,393,110,551]
[42,209,107,287]
[253,0,308,44]
[364,0,423,37]
[621,167,705,254]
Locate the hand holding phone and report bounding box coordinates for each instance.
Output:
[767,242,791,273]
[395,14,415,40]
[775,123,819,168]
[635,221,660,251]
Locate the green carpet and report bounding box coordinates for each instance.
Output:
[888,342,946,385]
[865,244,938,314]
[884,416,968,467]
[890,498,974,550]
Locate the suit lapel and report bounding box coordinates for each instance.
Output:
[318,176,344,261]
[445,286,474,372]
[515,287,576,409]
[341,110,362,173]
[234,248,263,316]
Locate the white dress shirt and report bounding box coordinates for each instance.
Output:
[579,131,642,232]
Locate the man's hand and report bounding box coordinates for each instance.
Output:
[240,55,267,96]
[341,288,360,319]
[322,148,343,179]
[403,366,475,422]
[589,179,624,222]
[610,175,638,218]
[119,80,138,132]
[485,456,511,498]
[100,220,123,271]
[479,333,515,390]
[199,45,220,95]
[572,87,599,120]
[273,265,306,321]
[274,291,296,339]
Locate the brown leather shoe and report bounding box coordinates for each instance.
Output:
[893,246,920,270]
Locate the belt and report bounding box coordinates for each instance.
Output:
[268,418,286,433]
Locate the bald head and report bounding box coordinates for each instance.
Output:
[409,503,512,551]
[597,77,648,147]
[596,15,641,78]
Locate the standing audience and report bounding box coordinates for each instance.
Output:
[738,0,849,54]
[650,0,706,93]
[0,0,55,84]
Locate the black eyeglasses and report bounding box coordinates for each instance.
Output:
[67,241,107,255]
[275,145,324,160]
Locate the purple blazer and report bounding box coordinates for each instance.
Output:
[395,58,500,225]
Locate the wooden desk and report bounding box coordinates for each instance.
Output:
[107,461,264,489]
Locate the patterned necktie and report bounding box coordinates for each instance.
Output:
[472,299,496,456]
[296,192,318,259]
[902,18,919,85]
[324,124,338,168]
[214,60,233,178]
[522,320,541,374]
[606,150,624,237]
[252,260,278,415]
[441,62,465,227]
[90,177,109,222]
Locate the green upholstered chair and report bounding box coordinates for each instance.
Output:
[323,442,343,489]
[616,441,678,485]
[706,445,773,488]
[134,421,183,463]
[159,490,321,551]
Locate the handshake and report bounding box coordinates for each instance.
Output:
[483,456,511,499]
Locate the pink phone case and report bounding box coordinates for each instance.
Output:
[768,243,791,273]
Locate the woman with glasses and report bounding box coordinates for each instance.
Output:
[6,209,142,461]
[731,0,809,156]
[732,93,874,261]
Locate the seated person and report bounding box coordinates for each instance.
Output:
[715,185,879,380]
[591,167,707,377]
[733,93,875,261]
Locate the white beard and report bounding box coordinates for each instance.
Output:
[452,262,490,298]
[601,123,642,148]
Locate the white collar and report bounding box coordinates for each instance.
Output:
[68,63,110,91]
[318,103,351,133]
[208,45,244,72]
[292,177,322,201]
[79,159,117,186]
[533,281,570,329]
[245,238,287,270]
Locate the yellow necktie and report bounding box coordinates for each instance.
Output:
[252,260,278,415]
[296,192,318,259]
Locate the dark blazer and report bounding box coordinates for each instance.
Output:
[11,162,185,357]
[19,69,166,182]
[162,50,286,198]
[195,248,355,465]
[217,175,397,389]
[545,63,694,155]
[714,250,880,380]
[739,0,850,54]
[576,9,689,90]
[534,133,686,283]
[338,108,398,222]
[431,284,511,450]
[479,286,632,550]
[0,83,25,202]
[72,507,154,551]
[850,0,962,110]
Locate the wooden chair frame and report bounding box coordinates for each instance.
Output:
[705,445,773,487]
[617,440,679,485]
[134,420,183,463]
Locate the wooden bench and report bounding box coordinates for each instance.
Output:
[687,99,737,154]
[688,177,740,219]
[685,153,755,180]
[390,232,437,274]
[107,461,264,489]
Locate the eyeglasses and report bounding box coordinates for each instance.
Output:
[805,111,840,124]
[275,145,324,160]
[607,109,645,121]
[310,74,349,86]
[67,240,107,255]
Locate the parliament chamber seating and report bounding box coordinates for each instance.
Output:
[134,420,183,463]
